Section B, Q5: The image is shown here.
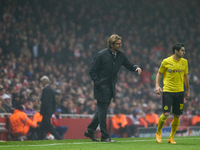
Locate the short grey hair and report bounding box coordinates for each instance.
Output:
[40,75,50,84]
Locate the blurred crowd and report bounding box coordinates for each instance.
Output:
[0,0,200,125]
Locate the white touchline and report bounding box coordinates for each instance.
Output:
[0,137,199,148]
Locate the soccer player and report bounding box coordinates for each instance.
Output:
[155,43,190,144]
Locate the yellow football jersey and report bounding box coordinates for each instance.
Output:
[159,55,188,92]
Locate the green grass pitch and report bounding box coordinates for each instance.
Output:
[0,136,199,150]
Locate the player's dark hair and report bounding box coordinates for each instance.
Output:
[172,43,184,54]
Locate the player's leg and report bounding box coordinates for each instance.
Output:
[168,115,180,144]
[156,92,172,143]
[168,92,184,144]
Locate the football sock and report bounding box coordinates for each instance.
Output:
[156,114,168,134]
[169,116,180,138]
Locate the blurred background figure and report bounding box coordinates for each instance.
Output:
[9,105,38,141]
[192,110,200,126]
[51,108,68,139]
[129,109,147,137]
[12,93,21,109]
[145,109,159,127]
[2,94,13,113]
[0,96,6,113]
[32,106,43,140]
[24,99,35,115]
[111,109,131,138]
[107,102,116,115]
[86,103,97,115]
[59,100,69,114]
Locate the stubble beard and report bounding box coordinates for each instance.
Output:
[114,47,120,53]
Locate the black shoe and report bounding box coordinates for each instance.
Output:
[84,130,99,142]
[101,138,116,142]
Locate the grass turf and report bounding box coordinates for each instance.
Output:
[0,136,199,150]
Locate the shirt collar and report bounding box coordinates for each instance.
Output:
[112,52,117,56]
[108,47,118,56]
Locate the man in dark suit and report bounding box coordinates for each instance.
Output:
[38,75,62,140]
[84,34,142,142]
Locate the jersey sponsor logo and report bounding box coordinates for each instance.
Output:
[168,69,184,73]
[172,69,184,73]
[164,106,168,110]
[168,69,172,73]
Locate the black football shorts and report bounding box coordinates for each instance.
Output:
[162,92,184,115]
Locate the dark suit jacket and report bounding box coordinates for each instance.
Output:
[40,85,56,118]
[89,47,139,102]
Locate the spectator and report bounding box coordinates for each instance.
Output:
[9,105,38,141]
[32,107,43,140]
[76,103,87,114]
[121,103,130,114]
[140,64,151,85]
[20,42,32,60]
[0,96,6,113]
[32,107,43,126]
[24,100,35,115]
[2,93,13,113]
[86,103,97,115]
[31,38,43,59]
[59,100,69,114]
[192,110,200,126]
[68,101,79,114]
[145,109,159,127]
[111,109,131,138]
[107,102,116,115]
[129,109,147,137]
[12,93,21,109]
[51,108,68,138]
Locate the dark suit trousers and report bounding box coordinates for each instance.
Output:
[38,115,62,140]
[87,100,111,139]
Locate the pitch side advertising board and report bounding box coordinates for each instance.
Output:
[137,126,196,137]
[138,127,171,137]
[189,126,200,136]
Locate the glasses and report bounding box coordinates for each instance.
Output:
[114,43,122,46]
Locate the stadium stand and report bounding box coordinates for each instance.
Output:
[0,0,200,140]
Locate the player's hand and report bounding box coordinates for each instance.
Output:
[184,90,190,100]
[155,85,162,95]
[135,67,142,75]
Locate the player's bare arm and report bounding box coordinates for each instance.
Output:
[155,72,162,95]
[184,74,190,100]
